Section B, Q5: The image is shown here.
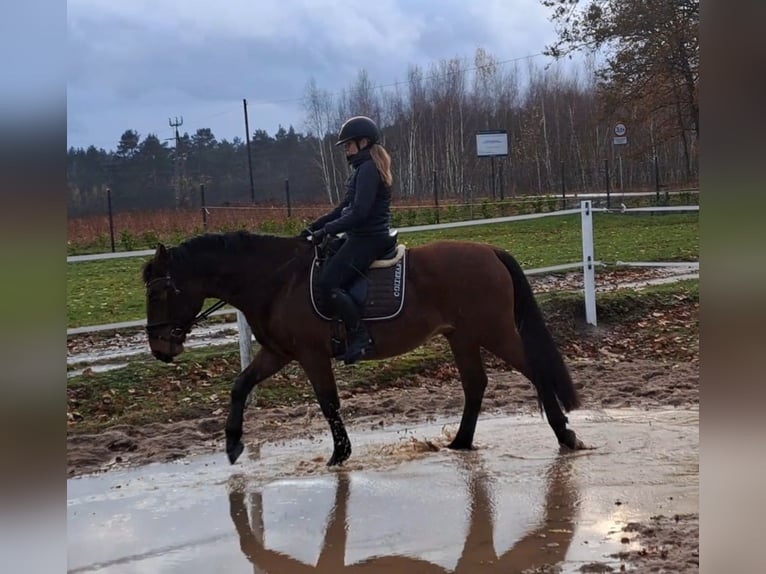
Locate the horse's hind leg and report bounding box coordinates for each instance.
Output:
[483,332,583,450]
[446,335,488,450]
[299,353,352,466]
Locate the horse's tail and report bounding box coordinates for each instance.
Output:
[493,248,581,412]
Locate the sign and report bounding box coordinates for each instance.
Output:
[613,122,627,145]
[476,130,508,157]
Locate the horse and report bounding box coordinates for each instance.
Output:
[141,230,585,466]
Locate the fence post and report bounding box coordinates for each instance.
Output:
[284,178,292,218]
[490,156,496,200]
[560,161,566,210]
[200,183,208,230]
[654,154,661,203]
[106,186,115,253]
[432,169,439,224]
[580,200,597,326]
[604,158,611,209]
[237,310,253,369]
[236,310,255,406]
[499,162,505,201]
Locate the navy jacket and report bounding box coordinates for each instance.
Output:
[309,148,391,237]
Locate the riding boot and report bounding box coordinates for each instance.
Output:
[330,288,373,365]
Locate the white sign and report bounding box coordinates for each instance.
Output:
[476,130,508,157]
[614,123,627,137]
[613,136,628,145]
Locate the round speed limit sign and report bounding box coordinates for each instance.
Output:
[614,123,627,137]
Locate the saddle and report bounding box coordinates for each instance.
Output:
[310,231,407,322]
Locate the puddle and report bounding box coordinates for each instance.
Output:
[67,408,698,573]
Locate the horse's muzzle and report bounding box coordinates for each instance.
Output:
[147,334,184,362]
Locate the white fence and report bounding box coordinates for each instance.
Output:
[67,201,699,369]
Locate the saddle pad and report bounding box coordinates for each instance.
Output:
[310,251,407,321]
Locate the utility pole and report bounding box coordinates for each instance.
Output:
[169,116,187,207]
[243,99,256,203]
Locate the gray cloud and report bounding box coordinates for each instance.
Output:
[67,0,559,150]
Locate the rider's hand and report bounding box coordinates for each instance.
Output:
[299,228,312,240]
[311,228,328,244]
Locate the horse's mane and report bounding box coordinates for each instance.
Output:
[172,231,294,263]
[142,231,303,282]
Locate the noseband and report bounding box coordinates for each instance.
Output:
[145,274,226,343]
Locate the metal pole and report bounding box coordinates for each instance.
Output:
[580,200,597,326]
[243,99,255,203]
[490,156,496,200]
[284,178,291,218]
[432,169,439,224]
[604,158,611,209]
[200,183,208,230]
[499,161,505,201]
[619,154,624,195]
[654,154,661,204]
[106,186,115,253]
[560,161,566,210]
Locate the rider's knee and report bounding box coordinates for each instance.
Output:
[317,273,340,301]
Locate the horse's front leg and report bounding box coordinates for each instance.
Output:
[299,353,351,466]
[226,346,290,464]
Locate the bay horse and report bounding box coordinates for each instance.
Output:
[141,230,585,466]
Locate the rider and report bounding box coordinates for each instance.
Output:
[302,115,396,365]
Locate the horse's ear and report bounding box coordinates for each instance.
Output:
[154,243,169,267]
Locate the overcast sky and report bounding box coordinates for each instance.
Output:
[67,0,564,151]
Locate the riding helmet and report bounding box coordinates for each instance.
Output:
[335,116,381,146]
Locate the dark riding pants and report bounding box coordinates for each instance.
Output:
[317,233,395,302]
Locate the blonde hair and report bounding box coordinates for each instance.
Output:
[369,143,393,187]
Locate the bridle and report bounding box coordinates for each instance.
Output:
[144,274,226,343]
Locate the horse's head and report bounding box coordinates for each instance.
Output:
[142,243,204,363]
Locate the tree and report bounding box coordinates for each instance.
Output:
[542,0,699,138]
[303,78,341,203]
[115,129,140,159]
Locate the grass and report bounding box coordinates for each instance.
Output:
[67,280,699,433]
[402,212,698,268]
[66,212,698,328]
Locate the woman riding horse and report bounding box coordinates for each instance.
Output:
[301,115,396,365]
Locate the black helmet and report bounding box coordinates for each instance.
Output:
[335,116,381,146]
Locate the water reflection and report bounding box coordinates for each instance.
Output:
[228,455,577,573]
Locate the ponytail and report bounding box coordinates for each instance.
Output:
[369,143,393,187]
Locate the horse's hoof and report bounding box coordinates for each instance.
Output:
[447,437,473,450]
[227,442,244,464]
[558,429,586,451]
[326,450,350,467]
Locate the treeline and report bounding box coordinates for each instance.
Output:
[68,50,698,217]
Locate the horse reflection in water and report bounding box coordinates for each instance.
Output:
[228,456,577,573]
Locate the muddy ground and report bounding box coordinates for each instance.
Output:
[67,356,698,479]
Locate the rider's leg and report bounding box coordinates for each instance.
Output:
[317,234,392,363]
